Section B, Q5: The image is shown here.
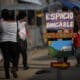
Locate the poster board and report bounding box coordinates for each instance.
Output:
[46,12,74,58]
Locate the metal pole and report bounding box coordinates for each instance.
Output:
[34,10,37,48]
[39,10,44,47]
[57,68,62,80]
[0,0,1,16]
[56,57,62,80]
[14,0,16,21]
[25,9,28,65]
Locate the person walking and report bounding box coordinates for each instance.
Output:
[72,6,80,66]
[17,11,32,70]
[73,29,80,66]
[0,9,18,79]
[63,6,80,62]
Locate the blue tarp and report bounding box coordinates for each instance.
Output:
[60,0,80,10]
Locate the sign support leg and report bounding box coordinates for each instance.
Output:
[56,58,62,80]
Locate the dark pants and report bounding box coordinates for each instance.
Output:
[17,39,27,67]
[0,42,18,78]
[63,47,80,64]
[63,57,68,62]
[75,48,80,64]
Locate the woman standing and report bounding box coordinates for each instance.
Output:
[0,9,18,79]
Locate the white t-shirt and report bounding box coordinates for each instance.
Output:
[0,21,17,42]
[18,21,27,40]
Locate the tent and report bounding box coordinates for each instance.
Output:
[60,0,80,10]
[0,0,44,10]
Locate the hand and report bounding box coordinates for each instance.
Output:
[0,59,3,63]
[29,38,32,46]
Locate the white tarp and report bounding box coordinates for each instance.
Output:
[0,3,45,10]
[19,0,42,5]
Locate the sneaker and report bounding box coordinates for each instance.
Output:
[5,76,10,79]
[11,69,18,78]
[5,73,10,79]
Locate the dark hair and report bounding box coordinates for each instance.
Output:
[73,6,79,11]
[17,11,26,20]
[62,6,68,11]
[8,10,15,20]
[1,9,15,20]
[1,9,9,20]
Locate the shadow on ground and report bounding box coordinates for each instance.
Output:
[26,66,80,80]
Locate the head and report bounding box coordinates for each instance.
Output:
[73,6,79,15]
[17,11,27,21]
[8,10,15,20]
[1,9,15,21]
[1,9,9,20]
[62,6,68,12]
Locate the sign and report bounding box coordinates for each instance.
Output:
[51,62,70,69]
[46,12,74,30]
[46,12,74,58]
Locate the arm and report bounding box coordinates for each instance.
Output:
[0,19,3,34]
[25,24,32,45]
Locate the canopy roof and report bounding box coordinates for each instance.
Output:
[1,3,45,10]
[18,0,42,5]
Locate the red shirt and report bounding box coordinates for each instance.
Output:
[73,33,80,48]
